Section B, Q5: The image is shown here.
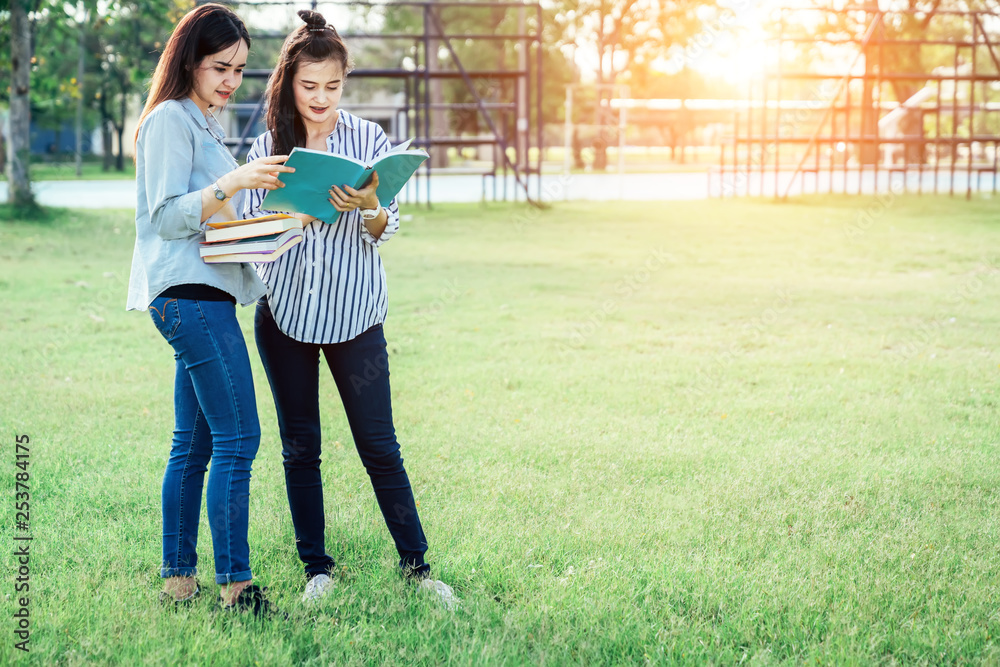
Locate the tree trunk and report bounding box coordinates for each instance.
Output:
[116,124,125,171]
[593,43,608,170]
[515,5,528,171]
[102,123,114,171]
[572,127,585,169]
[99,87,113,172]
[859,32,879,164]
[116,81,127,171]
[75,15,87,177]
[7,0,37,208]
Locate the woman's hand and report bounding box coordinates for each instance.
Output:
[200,155,295,223]
[329,170,379,212]
[220,155,295,195]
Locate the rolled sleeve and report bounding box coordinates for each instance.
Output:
[359,127,401,247]
[244,134,277,220]
[141,107,204,240]
[359,199,399,247]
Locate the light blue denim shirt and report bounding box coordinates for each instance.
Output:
[126,97,266,310]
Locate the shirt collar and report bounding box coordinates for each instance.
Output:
[332,109,358,134]
[178,97,210,130]
[178,97,228,143]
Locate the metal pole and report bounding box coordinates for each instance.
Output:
[516,4,527,174]
[760,69,768,196]
[950,38,958,197]
[934,79,941,194]
[618,85,627,200]
[423,5,432,207]
[874,15,882,195]
[828,90,835,193]
[536,1,543,203]
[775,10,782,198]
[845,76,851,194]
[564,85,572,200]
[746,78,753,196]
[968,13,976,199]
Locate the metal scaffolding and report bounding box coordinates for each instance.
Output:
[209,0,544,205]
[711,6,1000,199]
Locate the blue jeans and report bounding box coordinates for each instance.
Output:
[255,299,430,579]
[148,296,261,585]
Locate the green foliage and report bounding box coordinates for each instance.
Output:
[2,197,1000,663]
[22,0,190,169]
[552,0,714,85]
[29,8,88,136]
[781,1,998,101]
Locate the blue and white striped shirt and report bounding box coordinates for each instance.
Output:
[245,110,400,344]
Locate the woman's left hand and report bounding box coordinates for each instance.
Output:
[329,171,380,212]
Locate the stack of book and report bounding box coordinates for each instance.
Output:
[200,213,304,263]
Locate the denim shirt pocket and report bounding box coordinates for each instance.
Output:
[149,297,182,340]
[203,138,237,172]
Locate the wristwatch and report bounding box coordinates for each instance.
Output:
[211,181,229,201]
[360,204,382,220]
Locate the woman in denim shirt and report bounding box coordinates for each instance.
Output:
[126,3,292,615]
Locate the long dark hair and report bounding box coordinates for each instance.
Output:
[265,10,352,157]
[136,3,250,142]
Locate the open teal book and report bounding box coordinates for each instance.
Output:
[260,139,429,223]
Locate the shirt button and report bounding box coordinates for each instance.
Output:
[308,289,315,295]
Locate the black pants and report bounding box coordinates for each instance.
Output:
[255,299,429,578]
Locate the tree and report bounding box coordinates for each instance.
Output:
[6,0,38,210]
[88,0,189,171]
[25,0,187,172]
[29,10,83,160]
[554,0,715,169]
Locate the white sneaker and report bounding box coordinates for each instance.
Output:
[418,578,458,611]
[302,574,334,603]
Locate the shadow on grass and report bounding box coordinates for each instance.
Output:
[0,203,69,224]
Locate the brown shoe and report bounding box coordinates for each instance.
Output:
[159,581,200,607]
[219,584,284,619]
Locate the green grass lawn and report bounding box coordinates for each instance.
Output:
[1,196,999,664]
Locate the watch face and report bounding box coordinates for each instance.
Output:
[215,189,226,200]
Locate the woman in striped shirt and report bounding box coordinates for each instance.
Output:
[246,10,455,608]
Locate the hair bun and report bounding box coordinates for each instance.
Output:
[297,9,327,31]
